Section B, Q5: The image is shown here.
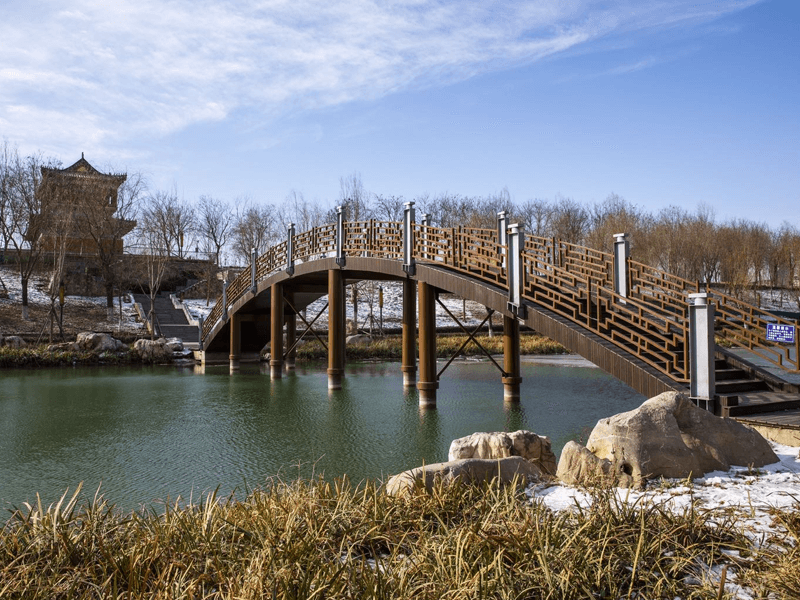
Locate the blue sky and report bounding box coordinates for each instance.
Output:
[1,0,797,227]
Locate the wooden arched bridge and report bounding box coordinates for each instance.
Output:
[200,204,800,416]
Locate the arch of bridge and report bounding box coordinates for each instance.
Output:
[201,254,683,399]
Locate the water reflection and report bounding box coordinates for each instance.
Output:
[0,359,645,511]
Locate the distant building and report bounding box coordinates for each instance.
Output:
[32,154,136,255]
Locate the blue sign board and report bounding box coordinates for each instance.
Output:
[766,323,796,344]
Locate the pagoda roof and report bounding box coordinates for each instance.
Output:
[41,153,127,185]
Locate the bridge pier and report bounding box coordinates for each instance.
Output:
[417,281,438,407]
[401,278,417,386]
[285,291,296,370]
[229,313,241,372]
[502,315,522,402]
[270,282,284,379]
[328,269,346,390]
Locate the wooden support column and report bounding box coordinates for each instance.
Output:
[328,269,345,390]
[417,281,438,407]
[502,315,522,402]
[270,282,284,379]
[285,290,296,370]
[229,312,241,373]
[401,278,417,386]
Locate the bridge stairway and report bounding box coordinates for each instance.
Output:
[134,293,199,347]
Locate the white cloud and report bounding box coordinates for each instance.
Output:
[0,0,764,158]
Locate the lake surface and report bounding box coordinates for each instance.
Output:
[0,358,645,512]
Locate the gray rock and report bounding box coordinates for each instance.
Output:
[583,391,778,487]
[133,338,171,362]
[449,430,557,476]
[556,441,634,488]
[385,456,548,496]
[346,334,372,346]
[46,342,79,352]
[3,335,27,349]
[164,338,184,354]
[76,332,119,352]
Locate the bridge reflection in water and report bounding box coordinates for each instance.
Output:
[199,204,800,427]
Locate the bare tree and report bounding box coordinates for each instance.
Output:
[137,193,175,339]
[70,171,143,319]
[280,189,326,233]
[43,203,73,342]
[0,139,15,255]
[139,188,195,258]
[0,148,57,319]
[550,195,589,244]
[518,198,552,238]
[585,193,647,254]
[232,199,279,264]
[197,195,232,266]
[333,172,372,223]
[196,195,233,304]
[372,194,405,222]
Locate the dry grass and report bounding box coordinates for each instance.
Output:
[3,476,786,599]
[297,333,567,361]
[739,499,800,599]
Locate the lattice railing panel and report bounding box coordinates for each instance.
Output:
[415,224,453,265]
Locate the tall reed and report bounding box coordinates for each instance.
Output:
[2,476,776,599]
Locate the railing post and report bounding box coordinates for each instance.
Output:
[497,211,508,271]
[688,293,716,411]
[198,315,204,348]
[403,201,415,275]
[507,223,527,318]
[286,223,295,275]
[251,248,257,294]
[613,233,630,301]
[335,206,346,267]
[222,279,228,321]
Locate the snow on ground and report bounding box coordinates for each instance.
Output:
[185,281,497,331]
[528,442,800,599]
[0,265,143,329]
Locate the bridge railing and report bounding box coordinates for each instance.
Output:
[712,288,799,371]
[200,217,798,374]
[415,224,454,264]
[452,227,506,287]
[520,253,690,382]
[557,240,614,285]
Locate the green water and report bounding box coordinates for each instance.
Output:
[0,358,644,511]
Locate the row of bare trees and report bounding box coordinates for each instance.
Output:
[2,142,798,322]
[135,173,800,312]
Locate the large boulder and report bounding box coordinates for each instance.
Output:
[3,335,27,349]
[164,338,184,354]
[47,341,79,352]
[556,441,634,488]
[133,338,171,362]
[346,334,372,346]
[574,391,778,487]
[386,456,547,496]
[449,430,557,476]
[76,332,120,352]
